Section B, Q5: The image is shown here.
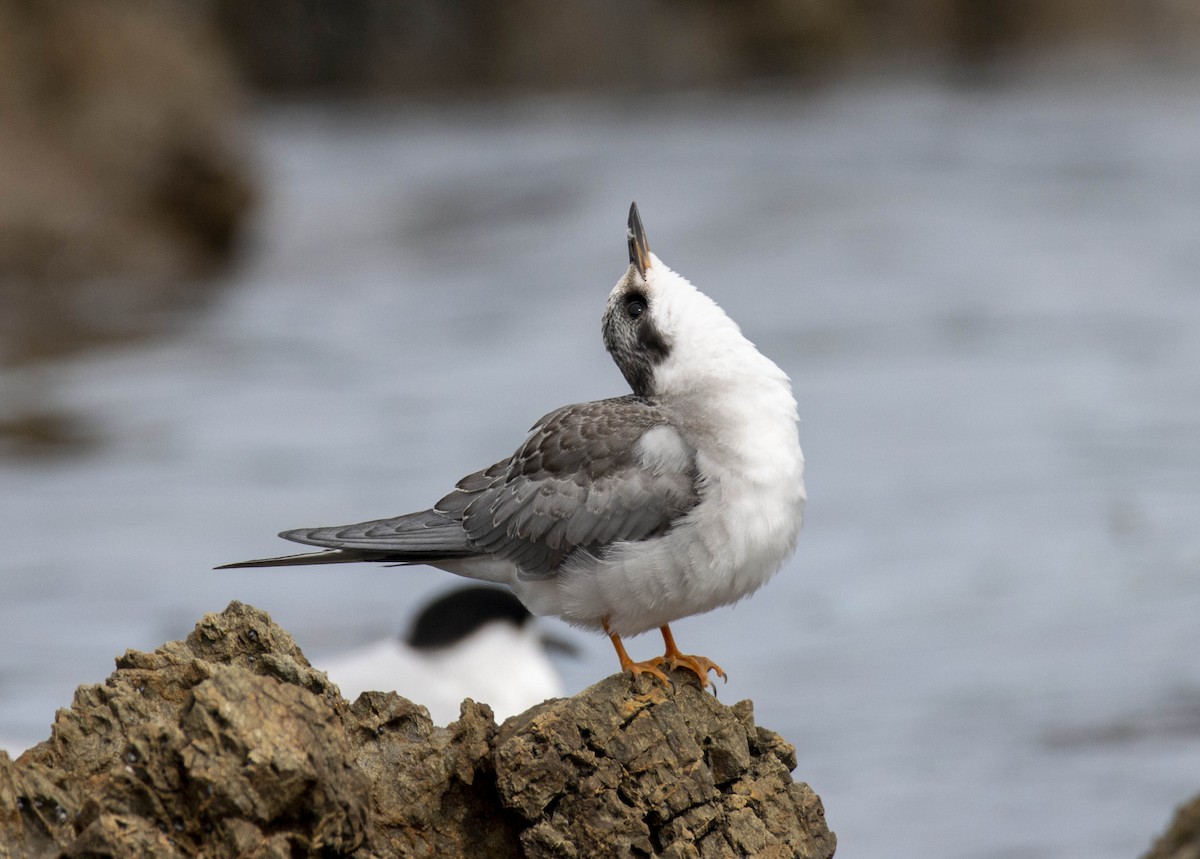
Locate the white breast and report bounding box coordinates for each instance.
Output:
[542,375,805,638]
[635,424,692,475]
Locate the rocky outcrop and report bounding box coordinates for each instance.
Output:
[0,602,835,858]
[1144,794,1200,859]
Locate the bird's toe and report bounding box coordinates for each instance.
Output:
[622,659,674,689]
[662,653,727,688]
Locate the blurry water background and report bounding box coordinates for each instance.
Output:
[3,6,1200,857]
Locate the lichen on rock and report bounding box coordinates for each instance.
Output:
[0,601,835,858]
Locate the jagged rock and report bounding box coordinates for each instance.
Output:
[0,601,835,858]
[494,677,831,858]
[1144,794,1200,859]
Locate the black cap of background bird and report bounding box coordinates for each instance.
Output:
[406,585,577,655]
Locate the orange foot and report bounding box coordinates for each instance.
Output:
[604,617,672,688]
[659,625,727,688]
[622,657,674,688]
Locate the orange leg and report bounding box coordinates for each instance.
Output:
[658,624,728,688]
[604,617,672,688]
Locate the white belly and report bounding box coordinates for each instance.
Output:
[515,450,806,638]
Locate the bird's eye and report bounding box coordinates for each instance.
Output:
[625,295,647,319]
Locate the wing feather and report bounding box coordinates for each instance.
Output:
[266,395,699,578]
[281,509,471,559]
[462,395,699,579]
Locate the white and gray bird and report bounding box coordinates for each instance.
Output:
[221,203,805,687]
[317,586,568,723]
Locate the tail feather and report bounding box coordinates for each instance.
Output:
[280,509,472,555]
[215,549,397,569]
[217,508,480,570]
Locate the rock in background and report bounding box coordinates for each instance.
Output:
[0,0,254,369]
[0,602,836,858]
[210,0,1200,96]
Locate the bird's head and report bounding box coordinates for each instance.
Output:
[603,202,772,399]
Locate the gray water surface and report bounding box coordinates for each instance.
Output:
[2,69,1199,858]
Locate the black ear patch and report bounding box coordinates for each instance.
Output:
[602,287,672,398]
[637,314,670,364]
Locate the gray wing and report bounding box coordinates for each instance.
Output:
[217,505,476,568]
[281,507,476,560]
[453,395,700,579]
[272,396,699,577]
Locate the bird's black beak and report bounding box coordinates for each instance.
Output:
[627,201,652,278]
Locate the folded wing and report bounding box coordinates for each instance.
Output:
[226,396,699,576]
